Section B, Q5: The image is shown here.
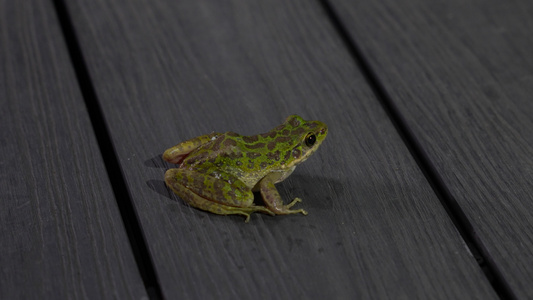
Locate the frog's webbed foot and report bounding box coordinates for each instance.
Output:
[233,205,276,223]
[273,198,307,216]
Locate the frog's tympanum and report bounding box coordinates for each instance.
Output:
[163,115,328,222]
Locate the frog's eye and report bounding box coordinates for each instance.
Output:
[305,133,316,147]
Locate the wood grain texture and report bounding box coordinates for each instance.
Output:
[0,1,146,299]
[66,0,496,298]
[328,0,533,297]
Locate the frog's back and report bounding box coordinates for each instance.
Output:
[180,132,243,167]
[171,115,327,189]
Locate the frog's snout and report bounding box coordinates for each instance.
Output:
[317,122,328,139]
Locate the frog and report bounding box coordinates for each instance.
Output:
[163,115,328,222]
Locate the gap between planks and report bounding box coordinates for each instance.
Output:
[49,0,517,298]
[51,0,164,299]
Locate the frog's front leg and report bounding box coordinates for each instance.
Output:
[259,173,308,216]
[165,167,274,222]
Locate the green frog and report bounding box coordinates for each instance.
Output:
[163,115,328,222]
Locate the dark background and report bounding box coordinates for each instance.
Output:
[2,0,533,299]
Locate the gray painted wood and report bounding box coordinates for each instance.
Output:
[0,1,146,299]
[66,0,496,298]
[329,0,533,298]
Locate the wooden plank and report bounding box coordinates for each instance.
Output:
[65,0,497,298]
[328,0,533,298]
[0,1,147,299]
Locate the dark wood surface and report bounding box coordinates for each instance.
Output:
[2,0,531,299]
[0,1,146,299]
[329,0,533,298]
[62,0,495,299]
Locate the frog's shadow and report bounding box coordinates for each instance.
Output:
[280,174,344,209]
[144,154,172,169]
[147,179,173,199]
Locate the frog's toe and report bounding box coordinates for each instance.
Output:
[230,206,275,223]
[281,201,308,216]
[243,213,251,223]
[250,205,276,216]
[286,197,303,209]
[282,208,308,216]
[284,207,308,216]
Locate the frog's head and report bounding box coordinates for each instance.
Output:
[279,115,328,168]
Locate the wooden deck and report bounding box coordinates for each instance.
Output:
[2,0,532,299]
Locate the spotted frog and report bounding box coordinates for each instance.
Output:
[163,115,328,222]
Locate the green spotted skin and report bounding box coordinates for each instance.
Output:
[163,115,328,222]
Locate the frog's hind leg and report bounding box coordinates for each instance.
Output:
[165,168,274,222]
[163,132,222,164]
[168,188,271,222]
